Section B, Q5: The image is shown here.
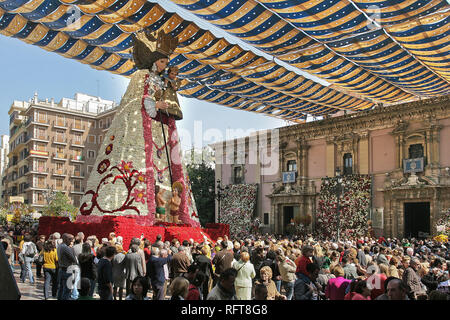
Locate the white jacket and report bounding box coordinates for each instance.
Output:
[232,259,255,288]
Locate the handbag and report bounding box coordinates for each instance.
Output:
[36,252,44,265]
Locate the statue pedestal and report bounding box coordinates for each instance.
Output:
[38,216,228,248]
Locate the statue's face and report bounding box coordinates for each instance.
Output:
[155,58,169,72]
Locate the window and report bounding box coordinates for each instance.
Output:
[56,146,64,158]
[37,111,46,123]
[99,120,103,129]
[36,160,46,172]
[36,127,46,140]
[56,130,65,142]
[87,165,93,174]
[74,164,81,176]
[37,176,45,188]
[74,133,82,143]
[88,150,96,159]
[408,144,424,159]
[264,213,269,225]
[73,150,83,160]
[56,162,63,173]
[73,195,81,207]
[36,142,46,151]
[88,135,96,144]
[73,180,81,191]
[343,153,353,175]
[287,160,297,172]
[98,135,103,144]
[88,120,96,129]
[36,192,45,204]
[233,166,244,184]
[74,118,82,129]
[56,115,65,127]
[55,178,64,190]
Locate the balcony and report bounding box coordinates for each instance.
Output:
[53,120,68,130]
[52,153,68,161]
[29,134,50,143]
[27,184,47,191]
[52,169,68,177]
[26,166,48,175]
[70,186,85,194]
[26,118,50,128]
[70,139,85,148]
[70,171,85,179]
[52,136,68,145]
[70,155,85,163]
[70,124,86,133]
[27,150,49,159]
[55,184,67,192]
[12,114,25,125]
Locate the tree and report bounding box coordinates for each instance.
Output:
[43,192,78,220]
[186,162,215,226]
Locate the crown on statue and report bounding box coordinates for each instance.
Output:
[133,29,179,69]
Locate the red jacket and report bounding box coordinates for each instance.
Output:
[295,255,312,275]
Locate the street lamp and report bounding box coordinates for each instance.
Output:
[212,179,228,223]
[324,168,345,241]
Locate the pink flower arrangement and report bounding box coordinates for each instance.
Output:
[131,188,147,204]
[119,160,134,174]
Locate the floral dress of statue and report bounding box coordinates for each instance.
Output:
[77,30,200,227]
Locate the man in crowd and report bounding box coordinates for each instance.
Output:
[56,233,77,300]
[97,245,116,300]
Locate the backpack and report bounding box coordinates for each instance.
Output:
[24,243,36,258]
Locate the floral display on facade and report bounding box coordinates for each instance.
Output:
[435,208,450,237]
[316,175,371,239]
[220,184,258,239]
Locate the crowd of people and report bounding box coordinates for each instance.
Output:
[1,223,449,301]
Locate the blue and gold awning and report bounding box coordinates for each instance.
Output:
[172,0,450,98]
[1,0,448,122]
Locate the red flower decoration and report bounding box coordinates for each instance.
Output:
[136,172,146,184]
[119,160,133,173]
[131,188,146,204]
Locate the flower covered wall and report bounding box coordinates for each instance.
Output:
[220,184,258,239]
[316,175,372,239]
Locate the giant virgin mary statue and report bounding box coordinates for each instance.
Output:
[78,30,200,227]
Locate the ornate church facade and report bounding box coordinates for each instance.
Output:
[212,95,450,238]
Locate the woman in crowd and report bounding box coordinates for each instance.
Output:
[254,266,286,300]
[112,244,127,300]
[42,240,58,299]
[232,251,256,300]
[78,242,97,297]
[125,276,150,300]
[170,277,190,300]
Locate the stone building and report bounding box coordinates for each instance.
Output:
[212,95,450,238]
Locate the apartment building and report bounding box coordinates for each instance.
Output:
[0,135,10,205]
[3,93,118,211]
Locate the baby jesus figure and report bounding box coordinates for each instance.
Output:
[161,66,183,120]
[169,182,183,224]
[155,185,166,221]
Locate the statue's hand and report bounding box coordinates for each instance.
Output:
[156,101,168,110]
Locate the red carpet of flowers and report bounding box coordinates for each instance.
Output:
[38,216,228,249]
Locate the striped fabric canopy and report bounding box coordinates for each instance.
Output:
[1,0,448,122]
